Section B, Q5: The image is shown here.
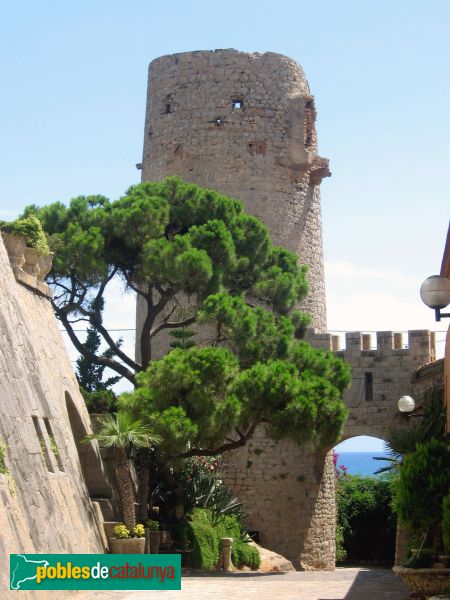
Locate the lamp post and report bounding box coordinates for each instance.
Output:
[398,395,415,413]
[420,275,450,321]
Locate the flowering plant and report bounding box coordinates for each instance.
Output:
[132,524,145,538]
[113,524,130,539]
[333,450,348,480]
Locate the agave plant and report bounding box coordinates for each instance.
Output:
[85,411,161,530]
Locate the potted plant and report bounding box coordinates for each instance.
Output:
[146,519,160,554]
[109,523,146,554]
[393,439,450,596]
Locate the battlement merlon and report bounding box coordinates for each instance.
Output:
[305,328,436,363]
[1,232,53,299]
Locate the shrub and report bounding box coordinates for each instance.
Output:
[82,389,118,414]
[0,215,50,256]
[146,519,159,531]
[394,439,450,533]
[232,541,260,570]
[443,493,450,553]
[335,524,347,562]
[180,457,247,524]
[336,475,396,563]
[183,508,260,570]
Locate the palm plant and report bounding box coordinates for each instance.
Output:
[373,387,447,475]
[85,411,161,530]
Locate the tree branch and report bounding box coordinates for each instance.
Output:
[56,309,136,385]
[92,319,140,372]
[150,315,196,338]
[173,421,259,458]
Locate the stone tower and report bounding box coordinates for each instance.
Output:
[141,49,330,331]
[139,49,334,569]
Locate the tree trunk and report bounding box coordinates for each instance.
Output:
[137,447,150,523]
[115,446,136,531]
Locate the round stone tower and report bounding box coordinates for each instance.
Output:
[139,49,336,570]
[141,49,329,331]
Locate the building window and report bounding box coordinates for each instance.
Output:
[232,99,243,109]
[43,418,65,472]
[32,416,55,472]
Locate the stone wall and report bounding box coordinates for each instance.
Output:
[0,233,109,599]
[305,329,436,438]
[137,49,440,570]
[139,49,329,333]
[138,49,333,569]
[220,328,436,569]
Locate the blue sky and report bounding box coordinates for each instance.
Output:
[1,1,449,451]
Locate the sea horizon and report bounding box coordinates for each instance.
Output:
[335,451,390,477]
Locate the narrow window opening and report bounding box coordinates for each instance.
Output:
[163,94,173,114]
[215,117,223,126]
[32,416,55,472]
[43,418,64,472]
[232,99,243,109]
[365,373,373,401]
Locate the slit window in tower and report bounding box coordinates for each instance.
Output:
[365,372,373,401]
[232,99,243,109]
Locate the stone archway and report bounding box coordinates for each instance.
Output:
[333,435,397,566]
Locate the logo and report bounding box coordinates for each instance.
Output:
[10,554,181,590]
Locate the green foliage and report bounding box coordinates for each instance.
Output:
[24,177,319,385]
[185,509,220,570]
[113,524,130,539]
[0,439,8,475]
[336,475,396,563]
[127,344,349,457]
[232,542,261,570]
[84,412,161,450]
[394,439,450,533]
[146,519,159,531]
[26,177,350,466]
[374,388,448,474]
[132,524,145,538]
[444,493,450,554]
[169,328,196,350]
[404,548,434,568]
[49,436,59,457]
[335,524,347,562]
[180,457,247,523]
[82,389,118,414]
[0,214,50,255]
[0,439,15,496]
[183,509,260,570]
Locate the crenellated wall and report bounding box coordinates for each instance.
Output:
[220,328,437,569]
[305,329,436,438]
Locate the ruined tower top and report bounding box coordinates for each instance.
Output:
[141,49,329,331]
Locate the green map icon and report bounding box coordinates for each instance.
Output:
[10,554,49,590]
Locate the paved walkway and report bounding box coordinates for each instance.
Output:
[82,567,410,600]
